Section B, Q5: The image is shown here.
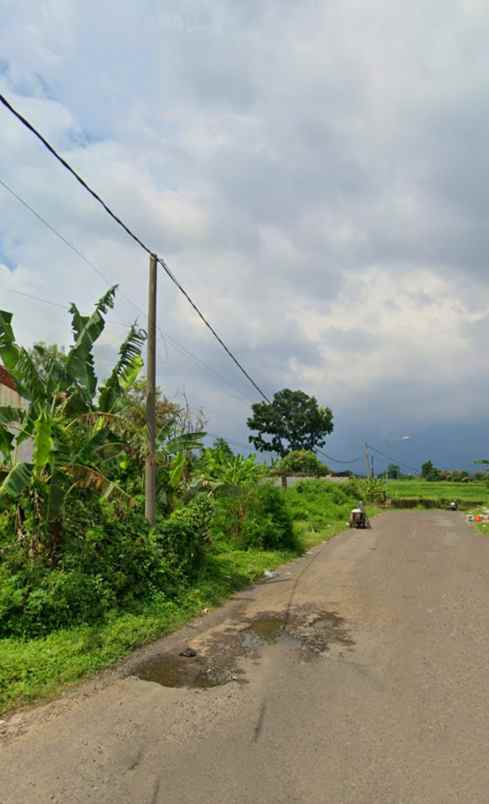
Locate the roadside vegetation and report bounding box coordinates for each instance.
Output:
[2,289,487,714]
[0,291,357,714]
[0,477,368,714]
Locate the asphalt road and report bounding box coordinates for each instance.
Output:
[2,511,489,803]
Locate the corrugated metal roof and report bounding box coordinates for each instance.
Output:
[0,365,16,391]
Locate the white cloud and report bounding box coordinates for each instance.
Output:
[1,0,489,468]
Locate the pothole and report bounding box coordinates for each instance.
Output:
[131,608,354,689]
[240,616,287,649]
[133,653,244,689]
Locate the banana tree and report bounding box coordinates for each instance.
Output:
[156,430,207,513]
[197,451,261,492]
[0,287,146,561]
[194,451,263,539]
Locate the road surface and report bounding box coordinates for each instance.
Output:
[2,511,489,803]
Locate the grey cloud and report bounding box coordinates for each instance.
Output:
[320,327,380,355]
[2,0,489,469]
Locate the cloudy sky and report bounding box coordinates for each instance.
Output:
[1,0,489,472]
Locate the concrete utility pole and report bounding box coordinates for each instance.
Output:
[364,442,371,478]
[145,253,157,525]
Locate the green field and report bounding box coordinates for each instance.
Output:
[386,479,488,503]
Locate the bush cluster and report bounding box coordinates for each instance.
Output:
[285,479,358,531]
[0,494,214,638]
[273,449,329,477]
[211,483,296,551]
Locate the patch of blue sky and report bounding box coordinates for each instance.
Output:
[0,240,15,271]
[4,65,108,153]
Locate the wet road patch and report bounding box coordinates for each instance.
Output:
[132,608,354,689]
[133,652,244,689]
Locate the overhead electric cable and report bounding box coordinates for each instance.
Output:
[162,335,254,406]
[0,93,271,403]
[155,256,271,402]
[0,95,152,255]
[366,442,418,473]
[316,447,363,465]
[0,175,257,404]
[0,174,145,321]
[4,287,88,316]
[3,287,254,408]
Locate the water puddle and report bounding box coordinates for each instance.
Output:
[240,616,286,649]
[132,608,354,689]
[134,653,243,689]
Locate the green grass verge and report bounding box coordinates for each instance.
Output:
[0,517,352,716]
[386,479,488,503]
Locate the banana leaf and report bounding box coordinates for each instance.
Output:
[0,461,32,498]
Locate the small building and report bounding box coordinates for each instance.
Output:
[0,365,21,406]
[0,365,32,462]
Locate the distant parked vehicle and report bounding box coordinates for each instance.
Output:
[349,502,371,529]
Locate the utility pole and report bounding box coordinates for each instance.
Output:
[145,253,157,525]
[364,442,371,478]
[371,455,375,478]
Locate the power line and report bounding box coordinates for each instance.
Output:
[202,436,361,465]
[163,335,254,406]
[0,173,145,323]
[0,172,172,357]
[156,256,271,403]
[3,286,132,328]
[316,447,363,465]
[0,174,256,404]
[366,442,418,473]
[2,278,379,466]
[3,289,253,414]
[0,95,153,256]
[0,92,271,403]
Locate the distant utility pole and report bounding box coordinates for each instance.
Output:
[371,455,375,478]
[364,442,371,478]
[145,253,157,525]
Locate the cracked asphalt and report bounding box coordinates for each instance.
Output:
[2,511,489,803]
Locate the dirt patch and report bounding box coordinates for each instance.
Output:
[131,607,354,689]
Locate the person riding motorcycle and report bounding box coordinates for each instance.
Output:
[349,501,370,529]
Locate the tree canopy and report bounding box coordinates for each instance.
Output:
[421,460,440,481]
[274,449,329,477]
[247,389,333,457]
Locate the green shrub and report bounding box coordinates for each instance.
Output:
[285,479,358,530]
[155,495,214,577]
[274,450,329,477]
[0,493,215,638]
[61,497,182,600]
[357,477,387,504]
[0,568,25,629]
[0,562,113,638]
[241,484,296,550]
[24,571,116,635]
[210,483,295,551]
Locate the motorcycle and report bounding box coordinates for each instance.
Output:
[349,507,370,529]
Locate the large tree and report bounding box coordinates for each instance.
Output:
[247,389,333,457]
[421,460,440,481]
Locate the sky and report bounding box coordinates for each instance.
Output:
[1,0,489,472]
